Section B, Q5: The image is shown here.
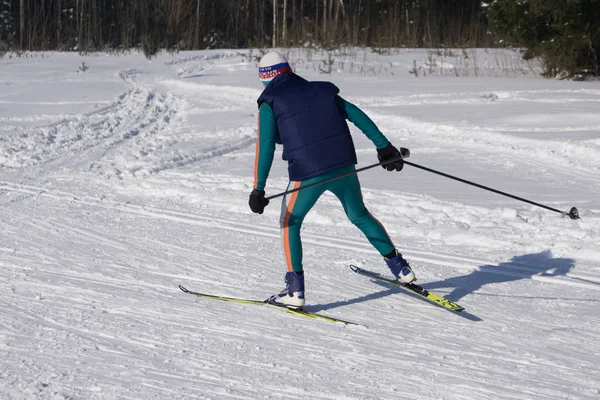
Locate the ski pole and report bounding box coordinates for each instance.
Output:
[402,160,580,220]
[265,154,406,201]
[265,156,579,220]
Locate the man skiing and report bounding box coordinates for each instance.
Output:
[249,51,416,309]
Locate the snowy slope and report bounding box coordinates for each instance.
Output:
[1,48,599,400]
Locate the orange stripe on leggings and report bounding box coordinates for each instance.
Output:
[282,181,301,271]
[252,115,261,188]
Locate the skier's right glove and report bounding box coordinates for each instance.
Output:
[249,189,270,214]
[377,144,410,171]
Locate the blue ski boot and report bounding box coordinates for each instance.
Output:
[268,271,305,309]
[385,250,416,284]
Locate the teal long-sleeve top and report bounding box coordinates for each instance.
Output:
[252,97,390,190]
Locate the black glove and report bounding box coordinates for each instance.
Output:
[249,189,270,214]
[377,144,410,171]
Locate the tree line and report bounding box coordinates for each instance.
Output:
[0,0,491,52]
[487,0,599,77]
[0,0,598,77]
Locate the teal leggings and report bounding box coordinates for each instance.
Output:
[280,165,395,273]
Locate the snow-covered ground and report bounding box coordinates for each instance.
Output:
[1,48,599,400]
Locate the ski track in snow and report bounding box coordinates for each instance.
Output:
[0,68,179,175]
[1,190,599,400]
[1,50,600,400]
[354,99,600,182]
[1,179,598,292]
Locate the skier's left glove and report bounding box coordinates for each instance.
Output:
[249,189,270,214]
[377,144,410,171]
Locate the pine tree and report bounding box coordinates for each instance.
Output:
[487,0,600,77]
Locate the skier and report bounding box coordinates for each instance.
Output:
[249,51,416,309]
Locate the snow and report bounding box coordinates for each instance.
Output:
[1,48,599,399]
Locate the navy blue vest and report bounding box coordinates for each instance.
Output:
[257,73,357,181]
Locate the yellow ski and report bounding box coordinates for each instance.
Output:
[178,285,358,325]
[349,265,465,312]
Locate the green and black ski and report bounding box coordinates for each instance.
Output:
[178,285,358,325]
[349,265,465,312]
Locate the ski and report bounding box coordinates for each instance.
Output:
[349,265,465,312]
[178,285,358,325]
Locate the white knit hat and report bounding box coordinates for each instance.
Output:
[258,51,292,84]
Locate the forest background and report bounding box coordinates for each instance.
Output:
[0,0,599,77]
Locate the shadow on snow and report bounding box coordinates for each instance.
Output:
[309,250,584,322]
[423,249,576,302]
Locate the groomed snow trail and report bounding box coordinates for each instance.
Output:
[1,50,599,400]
